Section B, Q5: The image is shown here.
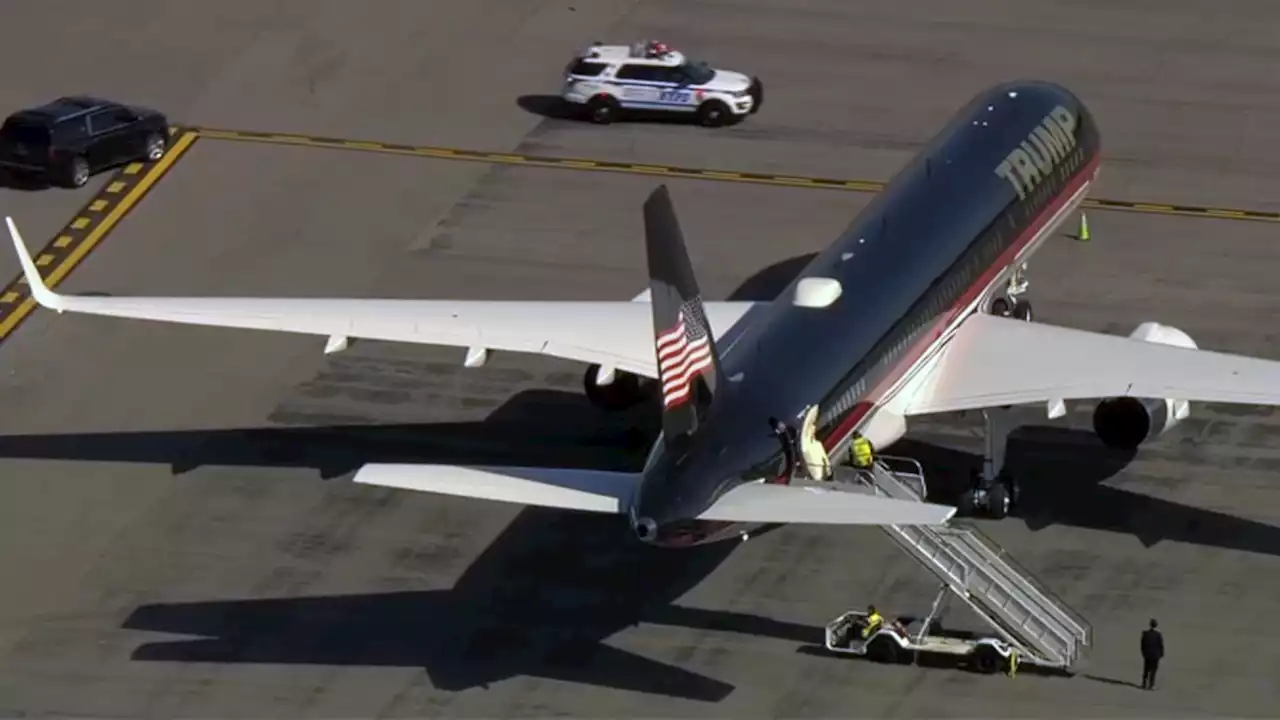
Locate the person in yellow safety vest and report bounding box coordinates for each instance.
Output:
[850,432,875,469]
[862,605,884,639]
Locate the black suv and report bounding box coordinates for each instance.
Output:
[0,96,170,188]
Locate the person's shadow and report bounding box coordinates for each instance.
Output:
[1084,674,1142,689]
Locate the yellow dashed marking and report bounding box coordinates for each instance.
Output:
[0,131,199,342]
[183,126,1280,224]
[124,163,144,175]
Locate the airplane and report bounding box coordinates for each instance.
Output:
[12,79,1280,547]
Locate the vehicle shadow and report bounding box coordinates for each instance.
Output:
[793,640,1069,678]
[516,94,582,121]
[0,168,52,191]
[892,423,1280,558]
[516,94,713,127]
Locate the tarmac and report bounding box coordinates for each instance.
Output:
[2,0,1280,717]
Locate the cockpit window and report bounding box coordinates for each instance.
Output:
[680,60,715,85]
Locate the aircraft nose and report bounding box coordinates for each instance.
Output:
[632,516,659,542]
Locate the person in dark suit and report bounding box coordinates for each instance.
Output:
[768,417,798,483]
[1141,619,1164,690]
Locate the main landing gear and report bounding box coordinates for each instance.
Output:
[961,264,1034,519]
[989,264,1032,322]
[957,407,1021,520]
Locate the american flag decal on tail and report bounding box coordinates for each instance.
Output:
[655,299,714,408]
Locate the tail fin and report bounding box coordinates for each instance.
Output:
[643,186,725,439]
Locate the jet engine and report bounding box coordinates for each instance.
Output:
[583,364,650,411]
[1091,322,1195,450]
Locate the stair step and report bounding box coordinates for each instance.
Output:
[854,457,1093,669]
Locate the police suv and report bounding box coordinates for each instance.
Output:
[560,41,762,127]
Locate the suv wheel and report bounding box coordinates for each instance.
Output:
[144,133,166,162]
[586,95,619,125]
[66,156,90,188]
[697,100,731,128]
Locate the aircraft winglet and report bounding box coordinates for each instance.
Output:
[6,216,65,312]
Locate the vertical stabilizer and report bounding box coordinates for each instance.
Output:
[643,186,725,439]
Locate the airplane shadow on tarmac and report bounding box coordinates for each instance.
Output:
[3,388,796,701]
[895,422,1280,558]
[0,253,817,703]
[123,506,807,702]
[3,253,1279,699]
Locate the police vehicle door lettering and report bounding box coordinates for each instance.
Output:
[659,89,692,104]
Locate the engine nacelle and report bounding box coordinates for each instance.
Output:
[1091,322,1195,450]
[583,364,650,411]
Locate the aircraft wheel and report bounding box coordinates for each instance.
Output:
[985,483,1010,520]
[1003,474,1022,510]
[1012,300,1033,321]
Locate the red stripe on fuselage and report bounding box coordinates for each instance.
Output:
[820,154,1102,452]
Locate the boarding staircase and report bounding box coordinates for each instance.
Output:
[839,455,1092,670]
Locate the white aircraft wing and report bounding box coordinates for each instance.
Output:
[354,463,957,526]
[354,464,642,513]
[7,217,755,380]
[694,481,957,526]
[904,312,1280,415]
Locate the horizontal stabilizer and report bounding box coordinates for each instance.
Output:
[352,463,640,514]
[695,482,955,526]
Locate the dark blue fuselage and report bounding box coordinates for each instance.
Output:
[635,80,1103,546]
